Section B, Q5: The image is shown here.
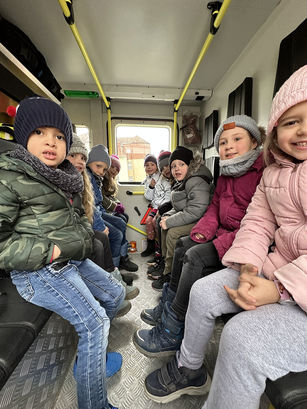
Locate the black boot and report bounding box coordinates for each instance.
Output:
[141,239,156,257]
[119,255,138,272]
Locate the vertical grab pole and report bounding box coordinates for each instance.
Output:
[173,104,178,151]
[107,106,113,154]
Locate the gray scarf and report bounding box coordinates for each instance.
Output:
[10,145,84,198]
[219,148,260,177]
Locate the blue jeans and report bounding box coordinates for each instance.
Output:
[103,212,128,266]
[11,258,125,409]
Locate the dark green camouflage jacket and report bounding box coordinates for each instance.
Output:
[0,153,93,272]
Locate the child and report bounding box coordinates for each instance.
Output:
[151,145,213,291]
[87,145,138,272]
[144,65,307,409]
[0,97,124,409]
[67,135,139,302]
[134,115,265,356]
[142,153,160,257]
[143,151,172,261]
[102,154,129,223]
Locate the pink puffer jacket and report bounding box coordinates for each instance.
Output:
[223,153,307,312]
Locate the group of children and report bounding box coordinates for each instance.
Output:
[0,64,306,409]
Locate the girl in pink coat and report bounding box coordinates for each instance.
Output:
[143,65,307,409]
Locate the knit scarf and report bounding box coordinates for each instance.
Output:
[10,145,84,198]
[219,148,260,177]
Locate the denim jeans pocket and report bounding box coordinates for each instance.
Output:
[46,261,75,275]
[10,271,35,302]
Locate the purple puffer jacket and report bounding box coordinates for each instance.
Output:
[190,153,264,259]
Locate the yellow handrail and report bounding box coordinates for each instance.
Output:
[127,224,147,236]
[174,0,232,112]
[173,106,178,151]
[57,0,113,148]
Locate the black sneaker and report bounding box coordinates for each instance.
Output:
[152,273,170,291]
[147,252,162,266]
[147,258,165,274]
[145,354,211,403]
[119,256,138,272]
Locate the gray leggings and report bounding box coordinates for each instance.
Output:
[178,267,307,409]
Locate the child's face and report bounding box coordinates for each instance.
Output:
[171,159,188,181]
[218,127,257,160]
[162,165,171,179]
[27,127,66,168]
[276,101,307,161]
[145,161,157,176]
[88,161,109,177]
[109,165,119,178]
[67,153,86,173]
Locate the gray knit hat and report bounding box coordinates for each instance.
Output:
[87,144,111,167]
[14,97,72,153]
[214,115,261,152]
[68,134,88,162]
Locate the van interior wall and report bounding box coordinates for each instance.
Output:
[200,0,306,130]
[61,98,200,146]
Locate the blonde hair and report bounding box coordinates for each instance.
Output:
[82,170,95,224]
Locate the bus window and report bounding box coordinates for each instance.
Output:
[115,123,171,183]
[74,125,91,151]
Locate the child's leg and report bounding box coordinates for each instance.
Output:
[203,303,307,409]
[11,262,124,409]
[104,220,123,266]
[93,230,115,272]
[171,241,222,320]
[163,223,195,275]
[145,215,156,240]
[71,259,124,320]
[169,235,203,292]
[179,267,241,369]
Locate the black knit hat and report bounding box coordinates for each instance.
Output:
[169,146,193,166]
[144,154,157,166]
[14,97,73,153]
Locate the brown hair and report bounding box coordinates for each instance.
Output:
[262,127,297,166]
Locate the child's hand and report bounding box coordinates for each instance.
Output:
[224,281,256,311]
[103,227,109,235]
[239,274,280,306]
[53,245,61,260]
[240,263,258,276]
[194,233,205,240]
[160,217,168,230]
[149,179,156,188]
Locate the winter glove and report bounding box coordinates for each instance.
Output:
[115,203,125,214]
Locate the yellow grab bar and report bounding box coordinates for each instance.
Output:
[172,105,178,151]
[58,0,113,148]
[175,0,232,112]
[127,224,147,236]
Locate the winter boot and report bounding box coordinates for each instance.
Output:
[147,257,165,279]
[141,282,176,326]
[147,251,162,266]
[119,255,138,272]
[141,239,156,257]
[110,267,139,300]
[115,300,131,317]
[152,273,170,291]
[145,354,211,403]
[133,301,184,358]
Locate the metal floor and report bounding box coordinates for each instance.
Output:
[54,253,271,409]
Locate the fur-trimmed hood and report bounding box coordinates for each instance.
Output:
[174,153,213,191]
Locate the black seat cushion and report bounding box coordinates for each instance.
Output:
[266,371,307,409]
[0,277,51,389]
